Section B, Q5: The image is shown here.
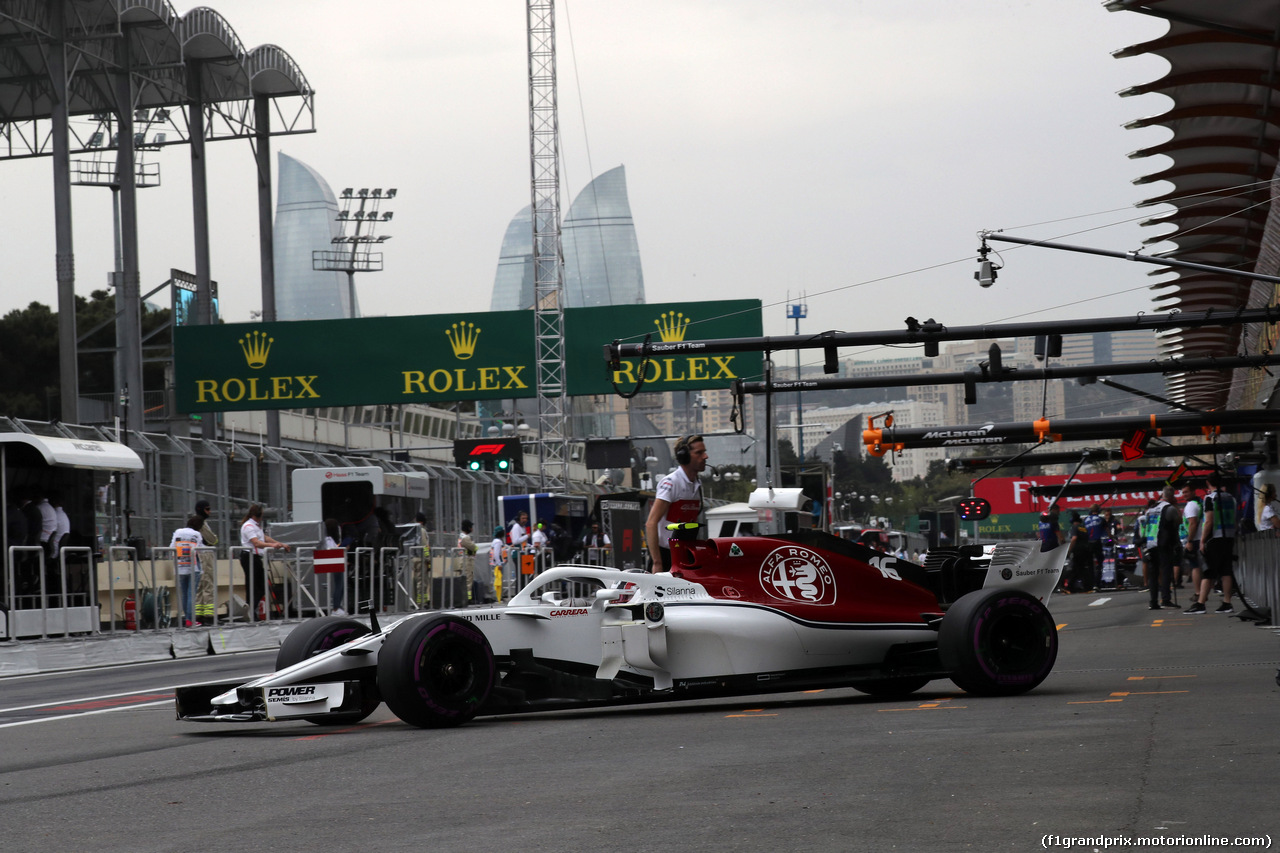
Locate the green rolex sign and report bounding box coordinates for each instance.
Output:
[175,299,762,413]
[563,299,762,396]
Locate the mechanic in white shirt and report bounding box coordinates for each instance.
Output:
[239,504,290,621]
[530,522,550,572]
[531,522,548,551]
[1180,484,1203,591]
[509,511,530,551]
[1260,483,1280,530]
[507,511,531,581]
[37,494,57,554]
[49,491,71,554]
[645,434,708,573]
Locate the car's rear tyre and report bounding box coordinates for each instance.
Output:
[939,588,1057,696]
[377,614,496,728]
[276,616,379,725]
[852,676,931,698]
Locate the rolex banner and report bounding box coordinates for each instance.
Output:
[174,299,762,412]
[564,299,762,397]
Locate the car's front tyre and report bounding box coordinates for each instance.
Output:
[276,616,380,724]
[377,614,496,728]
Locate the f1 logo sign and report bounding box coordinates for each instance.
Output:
[868,555,901,581]
[468,443,507,457]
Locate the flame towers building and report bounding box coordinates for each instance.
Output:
[274,151,358,320]
[490,165,645,310]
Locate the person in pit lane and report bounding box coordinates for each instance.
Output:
[645,434,707,573]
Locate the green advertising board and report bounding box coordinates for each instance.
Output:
[563,299,762,397]
[973,513,1040,538]
[174,299,762,413]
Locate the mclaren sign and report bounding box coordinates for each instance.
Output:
[175,300,762,413]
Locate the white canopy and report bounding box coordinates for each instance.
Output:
[747,487,809,512]
[0,433,144,471]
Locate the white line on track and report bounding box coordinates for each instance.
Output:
[0,687,180,715]
[1089,597,1112,607]
[0,699,173,729]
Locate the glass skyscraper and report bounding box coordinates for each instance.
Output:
[491,204,535,312]
[490,165,645,310]
[274,151,359,320]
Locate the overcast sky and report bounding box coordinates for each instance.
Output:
[2,1,1173,362]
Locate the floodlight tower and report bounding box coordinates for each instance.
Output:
[527,0,570,490]
[70,113,162,430]
[312,187,396,318]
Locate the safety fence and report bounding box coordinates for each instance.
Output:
[1237,529,1280,626]
[2,540,615,641]
[493,544,613,601]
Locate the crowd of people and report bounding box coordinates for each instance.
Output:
[1037,470,1275,615]
[152,494,627,627]
[485,509,616,600]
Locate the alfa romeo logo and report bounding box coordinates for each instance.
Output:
[759,546,836,606]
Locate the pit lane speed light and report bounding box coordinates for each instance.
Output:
[453,438,522,473]
[957,497,991,521]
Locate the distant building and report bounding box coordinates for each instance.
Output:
[790,400,946,482]
[274,151,357,320]
[490,165,645,310]
[1053,330,1159,366]
[490,205,535,313]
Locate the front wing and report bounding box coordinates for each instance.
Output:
[176,679,373,722]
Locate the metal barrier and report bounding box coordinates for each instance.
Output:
[5,545,44,638]
[193,545,221,627]
[105,545,138,633]
[390,546,420,612]
[141,547,177,630]
[1238,530,1280,625]
[228,545,272,623]
[3,538,542,645]
[2,545,102,639]
[285,547,322,618]
[5,545,43,616]
[347,546,375,615]
[379,547,401,613]
[502,547,559,600]
[434,547,471,610]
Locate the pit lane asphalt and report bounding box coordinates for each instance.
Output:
[0,589,1276,853]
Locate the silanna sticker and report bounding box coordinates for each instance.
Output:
[759,546,837,606]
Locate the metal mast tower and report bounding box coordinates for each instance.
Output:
[526,0,569,490]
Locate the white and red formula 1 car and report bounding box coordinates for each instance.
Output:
[175,531,1065,729]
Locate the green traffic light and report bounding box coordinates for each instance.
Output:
[496,458,510,471]
[468,460,482,471]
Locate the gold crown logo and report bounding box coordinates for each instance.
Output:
[446,321,481,360]
[654,311,690,342]
[238,330,273,369]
